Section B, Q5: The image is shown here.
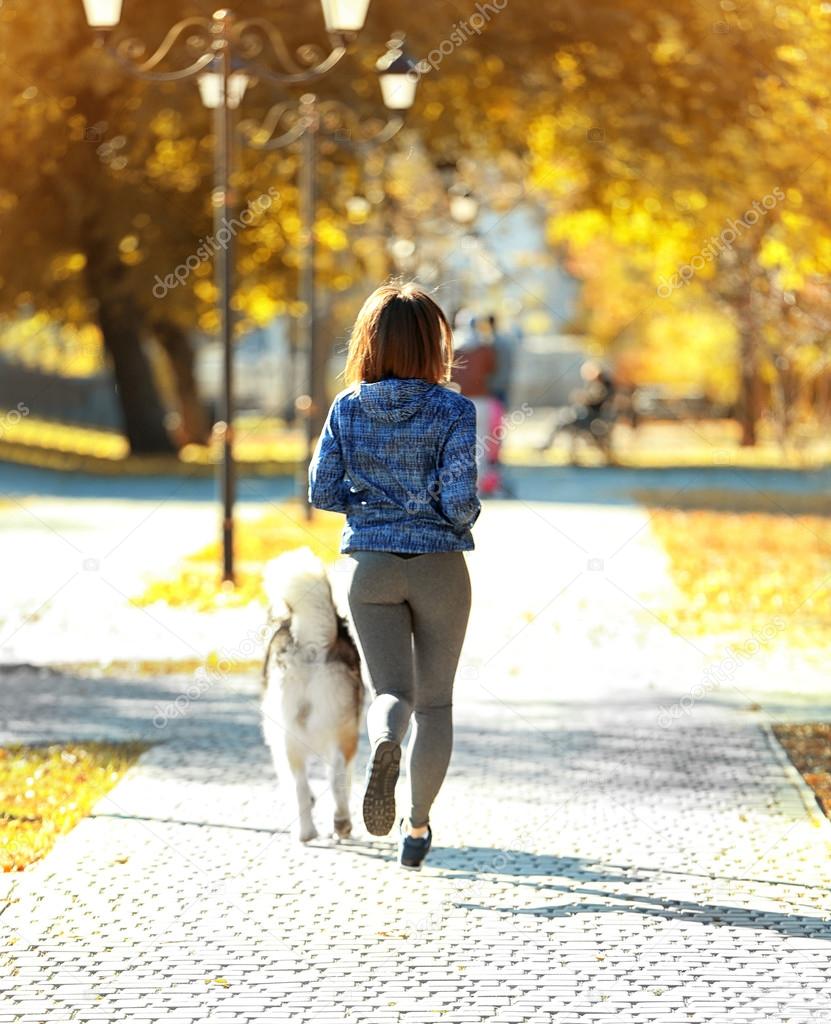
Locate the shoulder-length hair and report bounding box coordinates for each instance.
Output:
[343,282,453,386]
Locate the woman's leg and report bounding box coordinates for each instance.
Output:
[405,553,472,829]
[347,553,414,748]
[348,553,416,835]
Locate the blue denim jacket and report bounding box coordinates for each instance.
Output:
[309,378,480,553]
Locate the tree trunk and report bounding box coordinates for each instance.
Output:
[738,328,759,446]
[82,234,176,455]
[736,287,760,447]
[153,319,210,445]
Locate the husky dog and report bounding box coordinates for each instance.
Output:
[261,548,363,842]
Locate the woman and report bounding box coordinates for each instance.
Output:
[309,282,480,869]
[450,313,499,493]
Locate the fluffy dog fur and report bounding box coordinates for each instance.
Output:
[261,548,363,842]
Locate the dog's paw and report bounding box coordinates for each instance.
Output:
[298,825,319,843]
[333,817,352,839]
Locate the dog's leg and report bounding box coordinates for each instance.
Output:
[286,744,317,843]
[330,749,352,839]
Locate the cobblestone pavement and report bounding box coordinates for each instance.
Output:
[1,501,830,1023]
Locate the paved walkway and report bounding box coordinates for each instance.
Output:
[1,501,830,1023]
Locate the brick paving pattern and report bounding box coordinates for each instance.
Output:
[0,501,829,1023]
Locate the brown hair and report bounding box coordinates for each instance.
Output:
[343,282,453,386]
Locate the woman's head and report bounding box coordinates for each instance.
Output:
[344,282,453,386]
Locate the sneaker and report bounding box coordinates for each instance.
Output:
[398,821,432,870]
[362,739,401,836]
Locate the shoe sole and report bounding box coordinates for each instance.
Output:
[362,740,401,836]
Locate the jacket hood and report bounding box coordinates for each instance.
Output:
[357,378,436,424]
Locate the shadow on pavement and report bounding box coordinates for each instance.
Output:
[454,887,831,941]
[326,841,831,941]
[2,667,821,825]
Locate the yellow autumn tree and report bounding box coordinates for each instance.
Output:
[527,1,831,443]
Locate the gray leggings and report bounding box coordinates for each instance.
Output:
[347,551,471,828]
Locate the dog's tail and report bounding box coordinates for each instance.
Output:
[262,547,337,655]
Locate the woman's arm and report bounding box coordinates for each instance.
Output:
[308,401,350,513]
[436,401,481,531]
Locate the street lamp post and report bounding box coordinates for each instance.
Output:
[80,0,372,581]
[242,37,420,518]
[299,101,318,518]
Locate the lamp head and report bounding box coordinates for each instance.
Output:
[319,0,371,34]
[81,0,123,28]
[197,69,250,110]
[376,36,420,111]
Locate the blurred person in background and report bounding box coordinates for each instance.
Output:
[450,313,498,492]
[485,313,515,408]
[539,358,619,463]
[578,360,616,420]
[481,313,515,494]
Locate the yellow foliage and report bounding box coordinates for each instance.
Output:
[620,311,738,401]
[134,504,344,611]
[527,3,831,399]
[0,417,128,458]
[650,509,831,647]
[0,742,149,871]
[758,237,793,269]
[49,252,87,280]
[246,289,280,326]
[0,317,105,378]
[775,45,808,63]
[150,109,184,138]
[314,221,348,251]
